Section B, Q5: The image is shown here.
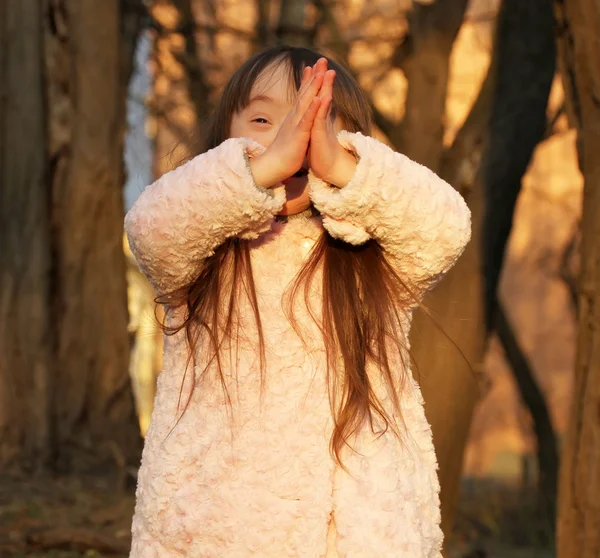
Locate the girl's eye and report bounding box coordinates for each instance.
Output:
[252,117,270,125]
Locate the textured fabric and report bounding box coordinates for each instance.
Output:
[125,132,471,557]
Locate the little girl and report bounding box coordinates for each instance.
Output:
[126,46,471,557]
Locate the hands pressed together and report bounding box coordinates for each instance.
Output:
[248,58,357,190]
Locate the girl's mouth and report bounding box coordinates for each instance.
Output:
[282,167,309,186]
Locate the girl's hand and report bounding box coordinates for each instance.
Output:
[249,67,324,189]
[308,59,357,188]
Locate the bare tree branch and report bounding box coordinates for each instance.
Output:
[482,0,556,332]
[495,301,559,534]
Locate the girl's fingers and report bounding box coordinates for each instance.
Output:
[293,74,315,115]
[298,96,322,131]
[290,60,328,126]
[302,59,327,97]
[295,60,327,113]
[318,70,335,101]
[314,58,328,75]
[314,94,332,123]
[296,72,325,117]
[297,66,313,96]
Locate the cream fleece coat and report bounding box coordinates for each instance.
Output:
[125,131,471,558]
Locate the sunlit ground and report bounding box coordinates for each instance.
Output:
[0,472,554,558]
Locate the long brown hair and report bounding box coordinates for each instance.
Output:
[159,46,416,467]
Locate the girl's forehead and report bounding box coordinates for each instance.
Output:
[248,61,298,106]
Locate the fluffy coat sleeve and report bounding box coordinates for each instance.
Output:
[309,131,471,301]
[125,137,285,295]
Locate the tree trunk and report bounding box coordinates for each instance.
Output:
[481,0,556,328]
[150,0,208,174]
[276,0,311,47]
[0,0,53,470]
[255,0,272,48]
[400,1,486,539]
[556,0,600,555]
[395,0,470,170]
[480,0,558,533]
[0,0,142,474]
[495,302,558,535]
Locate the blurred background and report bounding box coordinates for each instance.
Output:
[1,0,599,557]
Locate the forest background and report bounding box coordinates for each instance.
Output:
[1,0,599,557]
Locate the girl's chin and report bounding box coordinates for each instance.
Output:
[278,176,311,215]
[281,175,308,198]
[279,197,312,215]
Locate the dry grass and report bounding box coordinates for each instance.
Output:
[0,473,133,558]
[0,473,555,558]
[447,477,556,558]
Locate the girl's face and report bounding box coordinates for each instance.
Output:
[229,62,342,216]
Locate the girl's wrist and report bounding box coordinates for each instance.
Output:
[328,149,357,188]
[248,152,283,189]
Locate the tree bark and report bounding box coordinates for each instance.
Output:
[0,0,142,474]
[403,2,488,539]
[396,0,470,170]
[479,0,558,533]
[50,0,142,473]
[556,0,600,555]
[482,0,556,329]
[495,302,558,533]
[149,0,209,175]
[276,0,311,47]
[0,0,54,469]
[152,0,211,124]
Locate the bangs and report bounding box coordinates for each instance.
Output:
[232,47,325,113]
